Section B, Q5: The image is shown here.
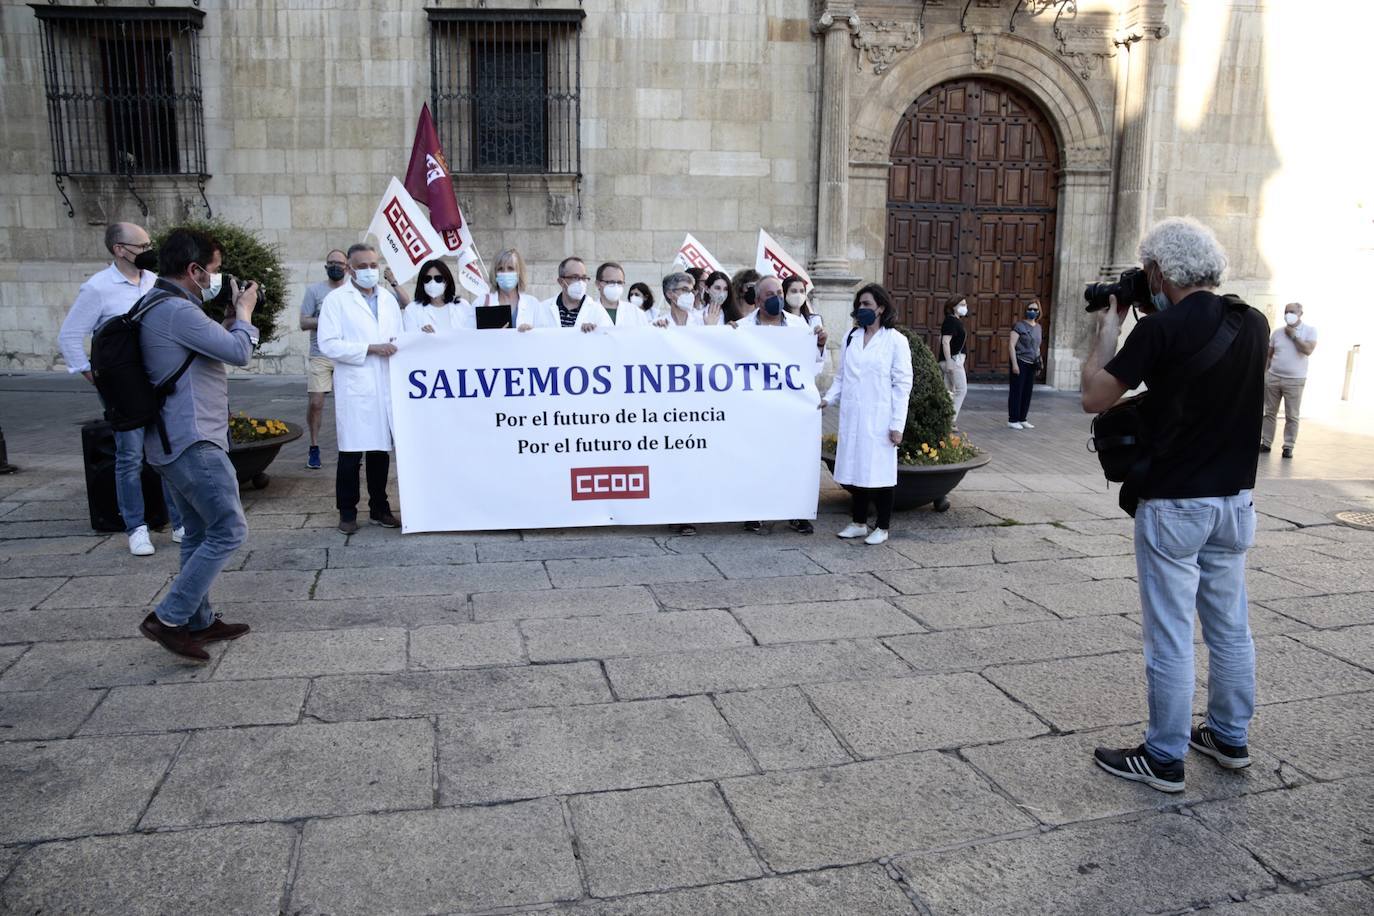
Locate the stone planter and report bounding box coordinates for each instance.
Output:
[823,451,989,512]
[228,421,303,490]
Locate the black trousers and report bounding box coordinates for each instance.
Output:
[850,486,895,530]
[336,450,391,521]
[1008,360,1037,422]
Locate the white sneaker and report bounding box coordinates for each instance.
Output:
[171,526,185,544]
[837,522,870,539]
[128,525,155,557]
[1007,421,1024,430]
[864,528,890,545]
[1020,421,1035,429]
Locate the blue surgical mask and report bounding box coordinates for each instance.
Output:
[856,307,877,328]
[1151,291,1171,312]
[496,271,519,291]
[763,295,784,316]
[1026,308,1040,320]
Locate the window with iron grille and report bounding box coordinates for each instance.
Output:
[32,5,208,181]
[428,8,583,175]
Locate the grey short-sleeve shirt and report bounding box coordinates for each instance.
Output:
[1012,320,1042,364]
[300,281,334,358]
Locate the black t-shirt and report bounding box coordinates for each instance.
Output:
[939,315,966,362]
[1104,290,1269,499]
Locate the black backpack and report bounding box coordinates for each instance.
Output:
[89,289,195,454]
[1089,293,1252,515]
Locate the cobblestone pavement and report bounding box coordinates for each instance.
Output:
[2,372,1373,915]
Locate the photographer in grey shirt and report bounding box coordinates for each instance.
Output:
[136,228,260,662]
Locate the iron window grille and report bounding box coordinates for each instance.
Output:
[31,4,210,218]
[428,8,583,177]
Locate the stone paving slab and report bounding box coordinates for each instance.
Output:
[1296,623,1374,670]
[0,638,220,691]
[883,616,1142,673]
[0,576,67,611]
[798,541,929,574]
[546,554,723,588]
[1198,880,1374,915]
[0,734,182,843]
[0,823,296,916]
[238,546,328,571]
[570,782,763,897]
[142,718,433,828]
[408,621,526,669]
[289,798,581,916]
[1244,568,1320,602]
[885,538,997,568]
[892,588,1056,630]
[440,697,755,804]
[314,561,550,598]
[1010,577,1140,618]
[989,534,1086,564]
[700,547,828,579]
[473,584,659,621]
[477,536,666,563]
[1192,777,1374,883]
[606,640,912,700]
[0,687,104,740]
[211,626,407,680]
[733,598,925,645]
[551,865,916,915]
[962,726,1286,827]
[875,559,1094,596]
[0,644,25,675]
[651,573,896,610]
[804,673,1047,756]
[213,595,469,631]
[1249,692,1374,780]
[722,753,1035,871]
[983,652,1159,732]
[0,550,177,580]
[896,813,1275,915]
[1257,592,1374,628]
[78,678,309,736]
[1199,635,1374,706]
[36,570,170,609]
[305,662,612,722]
[325,540,479,567]
[1056,553,1141,581]
[522,609,750,662]
[714,687,852,770]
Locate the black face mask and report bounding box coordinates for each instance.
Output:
[325,264,347,281]
[743,287,757,306]
[133,250,159,272]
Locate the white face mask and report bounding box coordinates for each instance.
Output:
[424,280,446,300]
[785,292,806,310]
[676,292,697,311]
[566,280,587,300]
[601,283,624,303]
[628,294,645,309]
[955,304,968,318]
[202,271,223,302]
[353,268,380,289]
[1284,312,1300,327]
[708,289,727,306]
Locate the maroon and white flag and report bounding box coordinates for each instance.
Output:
[671,233,724,274]
[403,105,489,296]
[755,229,811,289]
[367,177,445,285]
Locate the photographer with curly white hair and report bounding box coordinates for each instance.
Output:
[1079,216,1269,794]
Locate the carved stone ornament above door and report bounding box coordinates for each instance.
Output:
[851,19,921,74]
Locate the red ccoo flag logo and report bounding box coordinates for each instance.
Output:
[384,198,433,261]
[570,466,650,501]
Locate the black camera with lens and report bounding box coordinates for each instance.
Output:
[1083,267,1151,313]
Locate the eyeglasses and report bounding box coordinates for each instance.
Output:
[560,275,590,283]
[120,241,151,252]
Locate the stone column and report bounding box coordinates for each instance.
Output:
[1105,3,1170,273]
[810,4,863,346]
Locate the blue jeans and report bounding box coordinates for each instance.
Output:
[115,426,183,533]
[1135,491,1256,763]
[151,442,248,630]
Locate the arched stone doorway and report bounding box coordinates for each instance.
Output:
[884,77,1060,381]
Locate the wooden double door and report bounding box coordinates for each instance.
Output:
[885,78,1059,381]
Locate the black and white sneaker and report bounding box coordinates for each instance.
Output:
[1093,744,1185,793]
[1190,723,1251,769]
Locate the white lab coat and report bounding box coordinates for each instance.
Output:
[466,291,539,330]
[402,300,462,334]
[616,301,660,327]
[740,308,829,375]
[521,294,613,330]
[822,326,914,488]
[318,283,404,452]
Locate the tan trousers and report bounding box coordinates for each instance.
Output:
[943,357,967,424]
[1262,372,1305,449]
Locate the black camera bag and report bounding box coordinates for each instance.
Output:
[1089,294,1251,512]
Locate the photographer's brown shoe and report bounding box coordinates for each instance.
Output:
[194,615,250,643]
[139,612,210,663]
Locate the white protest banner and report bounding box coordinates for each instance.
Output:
[390,327,822,532]
[755,229,812,288]
[671,233,724,274]
[366,177,446,284]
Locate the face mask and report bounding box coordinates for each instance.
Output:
[566,280,587,300]
[325,263,346,281]
[133,250,159,272]
[1026,309,1040,320]
[856,307,877,328]
[193,266,222,302]
[676,292,696,311]
[601,283,624,303]
[1284,312,1300,327]
[955,304,968,318]
[785,292,806,310]
[354,268,380,289]
[424,280,446,300]
[1151,292,1170,312]
[628,294,645,309]
[496,271,519,291]
[743,287,757,306]
[709,289,727,306]
[763,295,784,316]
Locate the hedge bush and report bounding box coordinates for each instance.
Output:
[898,327,955,455]
[151,220,288,345]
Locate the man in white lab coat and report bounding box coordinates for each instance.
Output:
[318,243,404,534]
[518,256,612,332]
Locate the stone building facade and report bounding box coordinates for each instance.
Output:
[1,0,1369,413]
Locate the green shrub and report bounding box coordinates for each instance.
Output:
[898,327,955,456]
[151,220,288,345]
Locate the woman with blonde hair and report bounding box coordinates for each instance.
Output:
[459,248,539,330]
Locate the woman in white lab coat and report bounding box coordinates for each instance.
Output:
[460,248,538,330]
[820,283,914,546]
[403,260,462,334]
[615,282,658,327]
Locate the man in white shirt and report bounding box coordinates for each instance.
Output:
[519,256,611,332]
[58,222,183,556]
[1262,301,1317,458]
